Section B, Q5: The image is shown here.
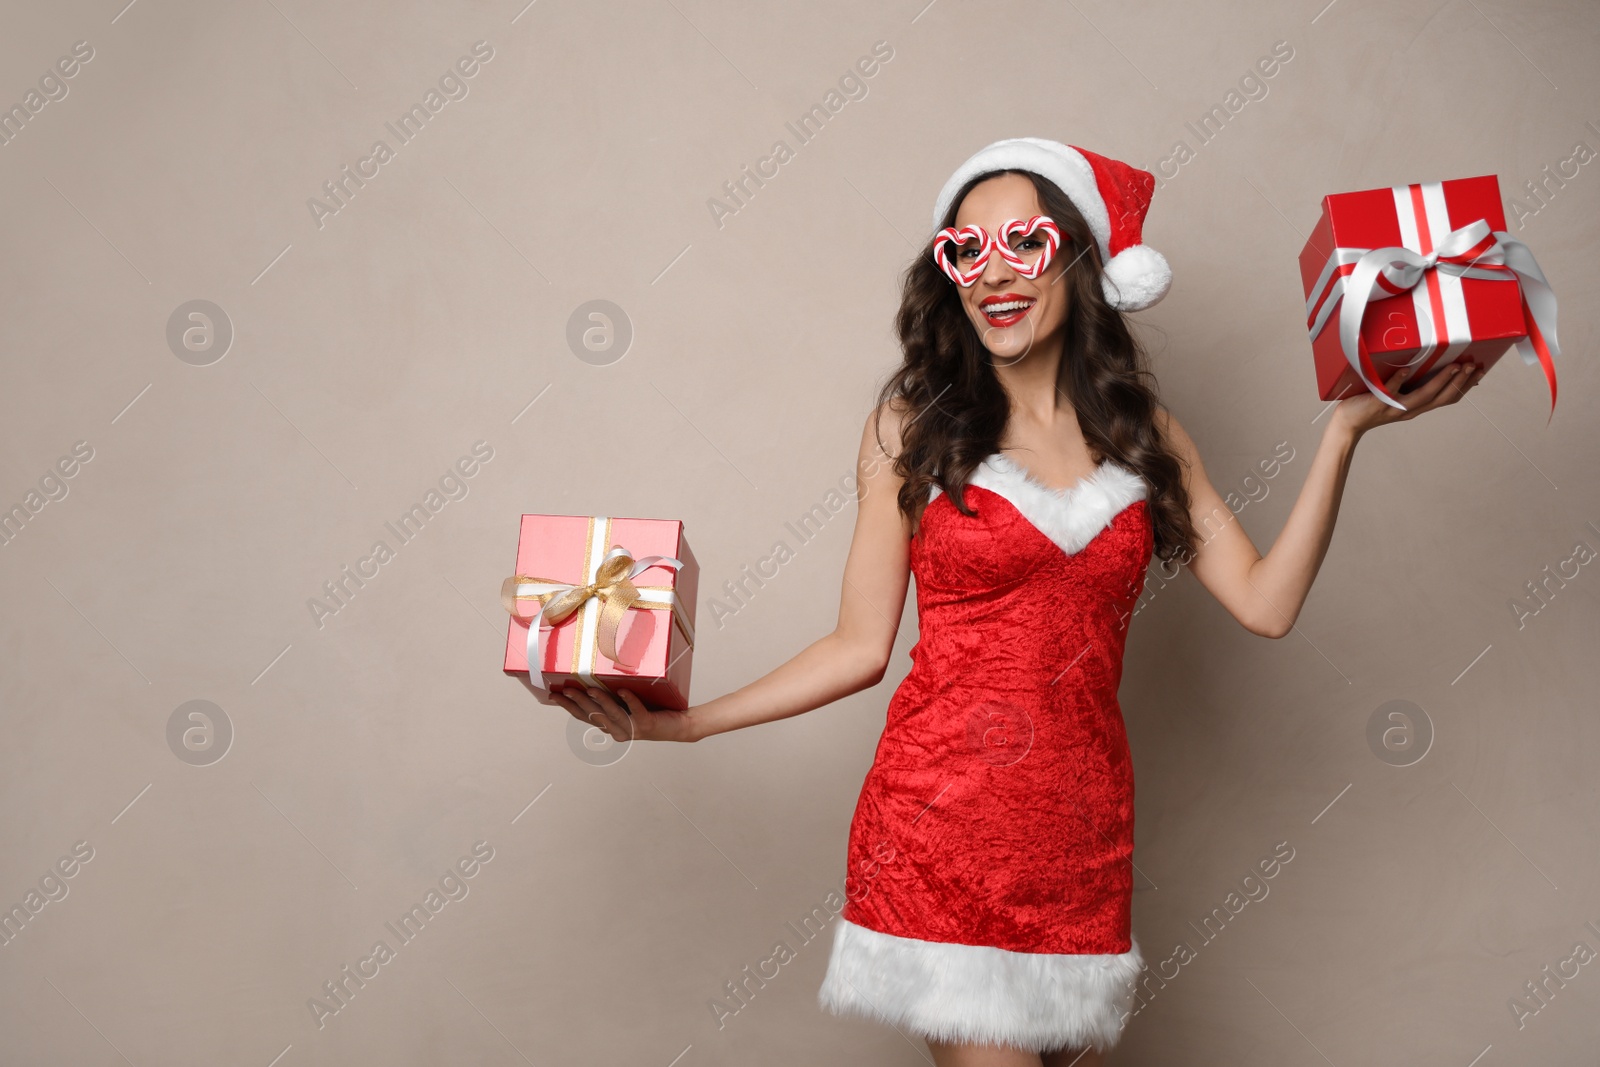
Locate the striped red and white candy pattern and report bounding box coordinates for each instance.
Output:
[932,216,1063,287]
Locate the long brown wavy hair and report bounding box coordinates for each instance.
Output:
[872,168,1196,563]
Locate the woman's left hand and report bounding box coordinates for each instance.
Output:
[549,682,699,743]
[1333,359,1488,438]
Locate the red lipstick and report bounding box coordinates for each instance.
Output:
[978,292,1037,328]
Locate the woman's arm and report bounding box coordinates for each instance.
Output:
[1166,359,1488,638]
[549,400,915,741]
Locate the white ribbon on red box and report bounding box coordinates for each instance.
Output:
[1304,181,1560,419]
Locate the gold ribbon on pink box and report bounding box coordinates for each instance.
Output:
[1304,181,1560,420]
[500,519,695,698]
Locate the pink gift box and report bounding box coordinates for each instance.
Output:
[502,515,698,710]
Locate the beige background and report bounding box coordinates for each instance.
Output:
[2,0,1597,1064]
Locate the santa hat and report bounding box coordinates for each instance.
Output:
[930,137,1172,311]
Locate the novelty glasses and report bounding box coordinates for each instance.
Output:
[931,215,1064,287]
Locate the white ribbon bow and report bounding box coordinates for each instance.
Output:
[1307,218,1560,415]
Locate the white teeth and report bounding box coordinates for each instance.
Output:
[984,300,1034,314]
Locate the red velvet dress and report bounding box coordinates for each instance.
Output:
[818,452,1152,1054]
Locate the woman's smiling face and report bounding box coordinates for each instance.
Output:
[949,172,1073,362]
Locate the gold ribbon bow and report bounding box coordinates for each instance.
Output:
[502,547,654,666]
[501,543,689,682]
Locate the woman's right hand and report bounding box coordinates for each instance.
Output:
[540,682,701,743]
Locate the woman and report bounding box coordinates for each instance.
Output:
[543,138,1484,1065]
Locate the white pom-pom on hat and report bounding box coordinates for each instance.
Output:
[930,137,1172,312]
[1099,243,1171,312]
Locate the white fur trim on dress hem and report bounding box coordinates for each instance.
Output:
[817,916,1143,1054]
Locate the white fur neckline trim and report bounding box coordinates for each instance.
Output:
[818,915,1143,1053]
[930,452,1148,556]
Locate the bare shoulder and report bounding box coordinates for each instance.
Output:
[863,395,913,463]
[1154,404,1200,470]
[1154,404,1214,504]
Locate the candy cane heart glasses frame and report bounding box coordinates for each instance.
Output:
[931,215,1064,287]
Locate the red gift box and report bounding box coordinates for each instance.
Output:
[501,515,698,710]
[1298,174,1559,416]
